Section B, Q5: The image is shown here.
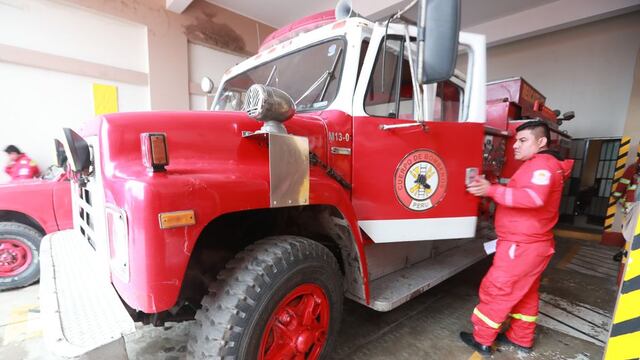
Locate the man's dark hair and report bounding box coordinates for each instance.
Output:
[3,145,21,154]
[516,120,551,147]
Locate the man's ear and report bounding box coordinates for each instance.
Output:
[538,136,548,148]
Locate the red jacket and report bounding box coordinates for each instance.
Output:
[487,152,573,243]
[5,154,40,180]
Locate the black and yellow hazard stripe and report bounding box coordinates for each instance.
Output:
[605,215,640,359]
[604,137,631,231]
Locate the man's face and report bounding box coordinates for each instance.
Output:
[513,129,546,161]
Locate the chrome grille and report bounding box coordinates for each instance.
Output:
[77,185,95,250]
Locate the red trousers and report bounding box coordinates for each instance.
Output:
[471,239,554,347]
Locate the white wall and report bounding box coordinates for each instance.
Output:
[188,43,246,110]
[469,11,640,139]
[0,0,150,183]
[0,63,150,183]
[0,0,148,73]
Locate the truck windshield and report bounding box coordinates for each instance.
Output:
[214,38,345,113]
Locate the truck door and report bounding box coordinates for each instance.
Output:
[351,27,484,243]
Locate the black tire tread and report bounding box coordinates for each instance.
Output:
[0,222,43,290]
[187,236,340,359]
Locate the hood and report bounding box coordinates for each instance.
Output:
[537,150,573,180]
[0,178,48,189]
[559,159,574,180]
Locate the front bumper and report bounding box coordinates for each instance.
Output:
[39,230,135,358]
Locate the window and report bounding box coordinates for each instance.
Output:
[214,38,346,113]
[363,36,462,121]
[433,81,462,121]
[364,37,414,119]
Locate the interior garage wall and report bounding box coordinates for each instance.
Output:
[188,43,247,110]
[459,11,640,139]
[63,0,275,111]
[0,0,150,183]
[622,50,640,165]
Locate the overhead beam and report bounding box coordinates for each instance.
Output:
[166,0,194,14]
[464,0,640,47]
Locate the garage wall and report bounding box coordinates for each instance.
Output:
[0,0,148,72]
[188,43,247,110]
[0,0,150,183]
[462,11,640,139]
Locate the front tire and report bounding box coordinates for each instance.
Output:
[0,222,42,291]
[188,236,343,360]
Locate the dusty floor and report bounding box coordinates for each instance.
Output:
[0,236,619,359]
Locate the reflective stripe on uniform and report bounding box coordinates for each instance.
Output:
[613,192,623,197]
[629,185,637,190]
[619,178,631,185]
[473,307,501,329]
[510,313,537,322]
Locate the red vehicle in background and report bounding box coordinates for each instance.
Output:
[0,144,72,290]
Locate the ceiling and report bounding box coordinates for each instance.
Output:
[205,0,558,29]
[200,0,640,46]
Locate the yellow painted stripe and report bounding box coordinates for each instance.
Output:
[511,313,537,322]
[554,229,601,242]
[605,330,640,360]
[473,307,501,329]
[619,143,630,153]
[612,290,640,324]
[603,137,631,236]
[624,249,640,282]
[468,351,484,360]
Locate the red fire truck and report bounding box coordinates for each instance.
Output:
[1,146,72,291]
[40,0,573,358]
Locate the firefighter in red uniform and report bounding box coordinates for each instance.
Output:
[459,120,573,356]
[3,145,40,181]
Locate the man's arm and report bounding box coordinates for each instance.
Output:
[4,162,14,176]
[467,166,553,209]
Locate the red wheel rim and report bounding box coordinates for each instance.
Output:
[259,283,330,360]
[0,239,33,277]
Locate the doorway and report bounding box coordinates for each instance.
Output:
[559,137,622,230]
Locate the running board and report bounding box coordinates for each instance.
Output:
[365,240,487,312]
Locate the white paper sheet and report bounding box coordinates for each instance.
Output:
[483,239,497,255]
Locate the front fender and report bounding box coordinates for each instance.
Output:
[106,165,368,312]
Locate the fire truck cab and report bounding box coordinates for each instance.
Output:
[39,1,571,359]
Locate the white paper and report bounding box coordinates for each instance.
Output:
[483,239,497,255]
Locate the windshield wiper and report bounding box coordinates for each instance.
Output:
[265,65,278,87]
[295,48,343,105]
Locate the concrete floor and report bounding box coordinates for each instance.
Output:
[0,236,619,359]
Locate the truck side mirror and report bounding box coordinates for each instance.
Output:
[63,128,91,173]
[417,0,461,84]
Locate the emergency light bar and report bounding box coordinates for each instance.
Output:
[140,133,169,172]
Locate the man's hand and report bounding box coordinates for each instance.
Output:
[467,176,491,197]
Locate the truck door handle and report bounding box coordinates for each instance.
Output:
[379,122,428,131]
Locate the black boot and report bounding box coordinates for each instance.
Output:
[459,332,493,356]
[496,333,533,353]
